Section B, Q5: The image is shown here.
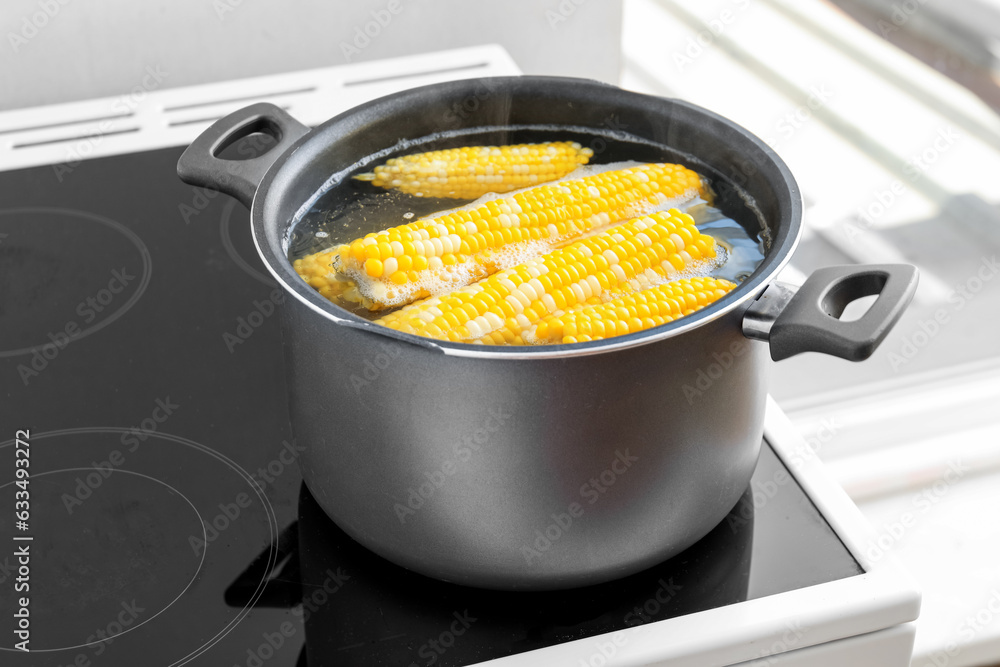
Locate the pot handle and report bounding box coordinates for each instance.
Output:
[176,103,310,209]
[742,264,918,361]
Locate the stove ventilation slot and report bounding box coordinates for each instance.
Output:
[0,45,519,172]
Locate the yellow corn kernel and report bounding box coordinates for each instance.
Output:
[375,209,719,342]
[364,258,384,278]
[312,163,707,310]
[354,142,594,199]
[527,277,736,345]
[291,248,359,304]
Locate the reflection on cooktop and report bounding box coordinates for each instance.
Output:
[273,443,861,666]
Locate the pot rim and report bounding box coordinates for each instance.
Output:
[250,76,804,359]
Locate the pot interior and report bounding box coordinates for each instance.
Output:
[254,77,802,353]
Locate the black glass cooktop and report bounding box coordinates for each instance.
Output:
[0,146,862,666]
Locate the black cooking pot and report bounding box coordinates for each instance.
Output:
[177,76,917,591]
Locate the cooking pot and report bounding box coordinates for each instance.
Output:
[177,76,917,590]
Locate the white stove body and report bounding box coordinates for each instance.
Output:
[0,45,920,666]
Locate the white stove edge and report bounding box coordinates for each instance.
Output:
[0,44,520,172]
[474,397,921,667]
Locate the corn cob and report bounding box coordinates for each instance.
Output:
[292,249,350,303]
[301,163,705,311]
[524,277,735,345]
[354,142,594,199]
[374,209,721,344]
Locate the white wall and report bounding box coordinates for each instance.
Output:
[1,0,622,110]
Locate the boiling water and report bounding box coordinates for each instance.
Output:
[287,127,768,323]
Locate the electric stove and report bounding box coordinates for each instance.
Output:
[0,47,920,666]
